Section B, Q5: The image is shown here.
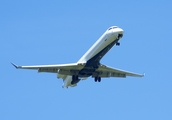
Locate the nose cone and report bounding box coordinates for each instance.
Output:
[118,28,124,39]
[118,28,124,35]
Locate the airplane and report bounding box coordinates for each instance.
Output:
[12,26,144,88]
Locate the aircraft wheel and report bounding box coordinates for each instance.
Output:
[94,77,98,82]
[98,77,101,82]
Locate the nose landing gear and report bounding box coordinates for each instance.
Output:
[116,42,120,46]
[116,33,123,46]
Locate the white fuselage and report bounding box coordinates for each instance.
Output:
[62,26,124,88]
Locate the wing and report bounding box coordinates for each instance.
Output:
[11,62,85,74]
[93,64,144,78]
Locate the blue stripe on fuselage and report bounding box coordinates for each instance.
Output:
[79,40,118,76]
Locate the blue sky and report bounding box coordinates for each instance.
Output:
[1,0,172,120]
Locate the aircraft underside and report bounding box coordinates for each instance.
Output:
[12,26,144,88]
[68,38,121,86]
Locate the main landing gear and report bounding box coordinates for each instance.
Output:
[94,77,101,82]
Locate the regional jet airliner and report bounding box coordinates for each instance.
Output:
[12,26,144,88]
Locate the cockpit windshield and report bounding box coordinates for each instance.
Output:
[108,26,118,31]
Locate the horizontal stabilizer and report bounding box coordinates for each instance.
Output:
[11,62,20,69]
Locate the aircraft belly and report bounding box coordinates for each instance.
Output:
[88,39,111,61]
[90,33,117,59]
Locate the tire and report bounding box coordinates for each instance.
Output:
[95,77,98,82]
[98,77,101,82]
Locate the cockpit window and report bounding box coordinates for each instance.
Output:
[108,28,113,30]
[108,26,118,31]
[113,26,118,29]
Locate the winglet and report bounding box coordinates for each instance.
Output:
[11,62,19,69]
[140,73,145,77]
[143,73,146,77]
